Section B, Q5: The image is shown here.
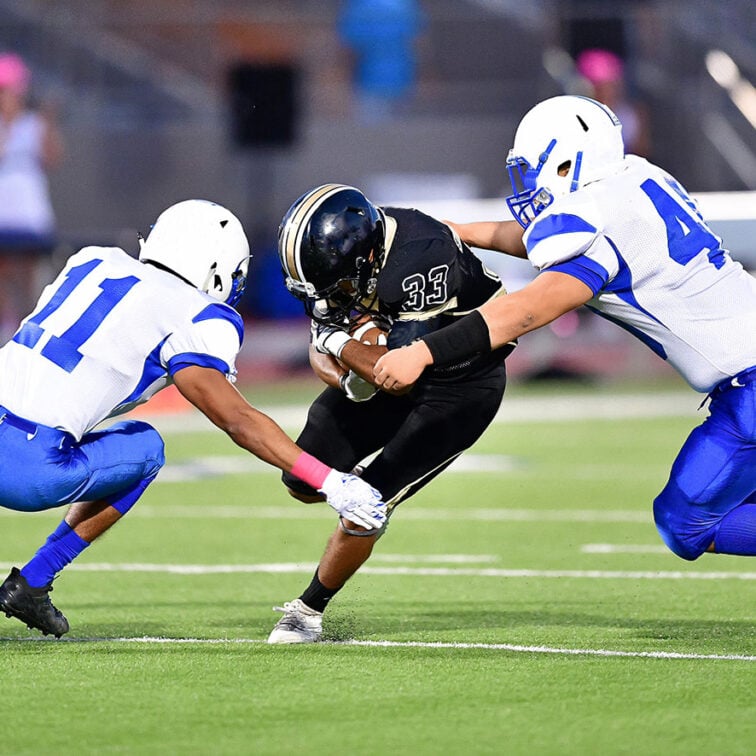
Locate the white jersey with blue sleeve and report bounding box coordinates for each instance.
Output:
[0,246,244,440]
[523,156,756,393]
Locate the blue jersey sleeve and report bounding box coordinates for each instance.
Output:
[547,254,609,296]
[162,302,243,379]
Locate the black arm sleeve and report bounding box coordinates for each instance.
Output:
[421,311,491,366]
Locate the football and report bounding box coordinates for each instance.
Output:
[349,316,388,346]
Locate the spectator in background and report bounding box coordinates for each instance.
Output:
[338,0,426,122]
[575,48,651,158]
[0,52,64,339]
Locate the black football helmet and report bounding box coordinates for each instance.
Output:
[278,184,386,324]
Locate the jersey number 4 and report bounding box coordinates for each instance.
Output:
[13,258,139,372]
[641,178,725,269]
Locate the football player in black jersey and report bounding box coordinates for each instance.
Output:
[268,183,516,643]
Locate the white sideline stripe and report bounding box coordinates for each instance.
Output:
[342,640,756,662]
[133,506,651,523]
[0,506,651,523]
[1,561,752,580]
[153,453,520,482]
[491,393,699,423]
[370,553,499,564]
[103,505,655,523]
[4,635,754,662]
[144,391,699,434]
[582,543,671,554]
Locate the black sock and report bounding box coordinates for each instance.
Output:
[300,569,340,613]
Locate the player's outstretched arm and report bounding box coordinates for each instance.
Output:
[174,366,306,472]
[445,220,527,258]
[173,366,387,529]
[478,271,593,348]
[373,272,592,391]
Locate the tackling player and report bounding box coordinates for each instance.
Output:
[267,183,516,643]
[0,199,386,638]
[374,95,756,562]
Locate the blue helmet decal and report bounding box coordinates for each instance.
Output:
[570,151,583,192]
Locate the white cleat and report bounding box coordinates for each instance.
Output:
[267,598,323,644]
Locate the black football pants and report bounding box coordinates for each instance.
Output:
[282,363,507,510]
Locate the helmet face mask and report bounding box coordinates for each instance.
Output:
[278,184,384,325]
[505,96,625,228]
[214,255,251,308]
[505,145,559,227]
[139,199,251,306]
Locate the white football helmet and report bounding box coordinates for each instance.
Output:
[139,199,251,306]
[505,95,625,228]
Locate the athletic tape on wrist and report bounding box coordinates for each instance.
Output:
[291,452,332,490]
[326,330,353,358]
[421,310,491,366]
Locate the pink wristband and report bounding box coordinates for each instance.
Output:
[291,452,332,490]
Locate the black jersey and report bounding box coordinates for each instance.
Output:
[373,207,508,380]
[286,208,510,507]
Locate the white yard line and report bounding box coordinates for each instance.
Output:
[369,553,499,563]
[0,561,751,580]
[0,505,651,522]
[342,640,756,662]
[131,505,650,522]
[150,453,521,482]
[3,635,753,662]
[582,543,671,554]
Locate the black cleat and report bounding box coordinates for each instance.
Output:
[0,567,69,638]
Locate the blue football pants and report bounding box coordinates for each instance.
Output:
[0,412,165,513]
[653,377,756,560]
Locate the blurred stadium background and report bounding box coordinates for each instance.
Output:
[1,0,754,385]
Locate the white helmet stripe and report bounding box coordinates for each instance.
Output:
[281,184,355,283]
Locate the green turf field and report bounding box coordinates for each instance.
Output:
[1,379,754,755]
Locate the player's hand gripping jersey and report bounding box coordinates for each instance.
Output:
[522,156,756,393]
[0,245,243,440]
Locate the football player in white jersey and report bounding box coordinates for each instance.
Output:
[0,199,386,637]
[374,95,756,561]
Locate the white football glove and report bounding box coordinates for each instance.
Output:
[310,320,354,359]
[319,469,387,530]
[339,370,377,402]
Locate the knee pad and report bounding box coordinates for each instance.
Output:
[127,421,166,476]
[653,491,707,561]
[95,421,165,515]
